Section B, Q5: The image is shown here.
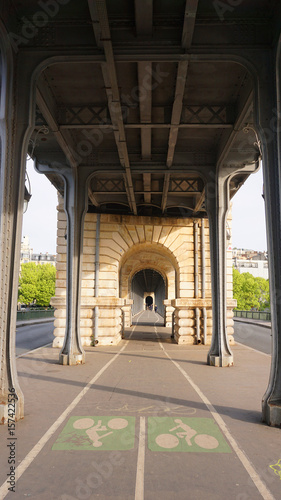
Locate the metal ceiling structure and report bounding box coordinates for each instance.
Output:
[1,0,281,426]
[19,0,268,216]
[136,269,164,294]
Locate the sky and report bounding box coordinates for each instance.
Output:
[231,166,267,251]
[22,159,267,254]
[21,159,58,255]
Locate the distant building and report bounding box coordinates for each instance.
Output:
[20,236,56,267]
[232,247,268,260]
[232,248,268,279]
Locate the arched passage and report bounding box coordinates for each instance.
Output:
[119,243,178,328]
[145,295,153,309]
[132,269,166,316]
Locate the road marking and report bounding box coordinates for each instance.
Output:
[135,416,146,500]
[235,341,270,357]
[52,416,135,450]
[155,331,275,500]
[0,314,147,496]
[0,334,134,499]
[16,343,52,358]
[148,417,231,453]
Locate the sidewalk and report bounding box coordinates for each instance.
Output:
[234,317,271,329]
[1,311,280,500]
[16,317,54,328]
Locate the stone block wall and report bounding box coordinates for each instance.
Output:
[51,196,234,346]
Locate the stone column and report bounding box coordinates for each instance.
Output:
[257,52,281,425]
[57,167,90,365]
[205,170,234,367]
[163,300,174,328]
[0,52,33,422]
[122,299,133,329]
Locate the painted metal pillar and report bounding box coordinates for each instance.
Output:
[205,170,233,367]
[0,50,33,422]
[194,221,201,344]
[201,219,207,344]
[257,49,281,425]
[59,167,89,365]
[93,214,101,345]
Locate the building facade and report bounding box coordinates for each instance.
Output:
[51,195,235,348]
[233,258,268,280]
[20,236,56,267]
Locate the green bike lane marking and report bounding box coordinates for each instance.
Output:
[52,416,135,451]
[148,417,231,453]
[52,416,231,453]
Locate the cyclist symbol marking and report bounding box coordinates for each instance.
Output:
[148,417,231,453]
[52,416,135,451]
[155,418,219,450]
[73,418,128,447]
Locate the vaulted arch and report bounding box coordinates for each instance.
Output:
[119,242,179,327]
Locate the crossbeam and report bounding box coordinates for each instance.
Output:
[162,0,199,213]
[55,104,234,128]
[36,85,78,168]
[88,0,137,215]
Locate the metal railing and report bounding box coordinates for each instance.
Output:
[234,310,271,322]
[16,309,55,322]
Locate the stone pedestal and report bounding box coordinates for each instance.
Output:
[122,300,134,329]
[171,299,236,345]
[164,300,175,327]
[51,297,126,346]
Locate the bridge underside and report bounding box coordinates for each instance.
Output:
[0,0,281,426]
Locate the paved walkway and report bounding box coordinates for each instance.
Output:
[1,311,281,499]
[234,317,271,329]
[16,317,54,328]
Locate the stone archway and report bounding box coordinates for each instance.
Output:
[132,269,165,316]
[119,243,178,328]
[145,295,153,309]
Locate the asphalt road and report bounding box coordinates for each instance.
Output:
[233,320,272,355]
[4,313,280,500]
[15,317,272,358]
[16,321,54,357]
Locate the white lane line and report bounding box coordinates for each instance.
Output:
[135,416,146,500]
[132,310,146,320]
[0,335,134,500]
[16,343,52,358]
[235,341,270,357]
[155,333,275,500]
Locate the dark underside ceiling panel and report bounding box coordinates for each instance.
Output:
[6,0,279,217]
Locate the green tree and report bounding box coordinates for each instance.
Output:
[19,262,56,307]
[239,272,260,310]
[18,262,38,305]
[233,268,244,308]
[255,277,270,310]
[36,264,56,306]
[233,268,270,311]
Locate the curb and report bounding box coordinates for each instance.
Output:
[16,318,54,328]
[233,317,271,330]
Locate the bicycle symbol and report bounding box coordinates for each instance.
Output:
[73,417,129,448]
[155,418,219,450]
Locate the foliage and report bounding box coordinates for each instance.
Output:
[19,263,56,307]
[233,268,270,311]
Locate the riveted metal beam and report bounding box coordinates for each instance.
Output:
[217,90,254,169]
[135,1,153,203]
[88,0,137,215]
[135,0,153,37]
[162,0,199,213]
[36,85,79,168]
